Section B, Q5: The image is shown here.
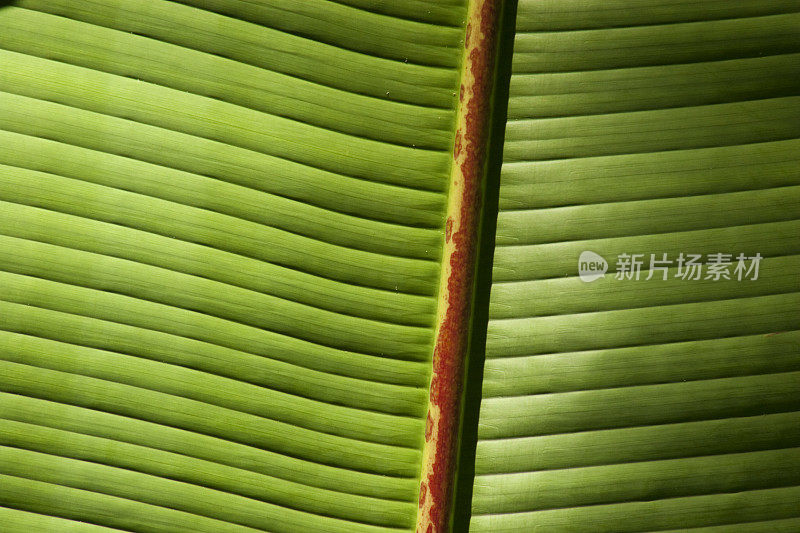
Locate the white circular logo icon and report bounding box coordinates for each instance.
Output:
[578,251,608,282]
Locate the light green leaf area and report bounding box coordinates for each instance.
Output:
[471,1,800,532]
[0,1,467,531]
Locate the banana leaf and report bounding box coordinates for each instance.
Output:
[464,1,800,531]
[0,1,798,532]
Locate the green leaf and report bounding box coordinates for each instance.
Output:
[0,0,467,531]
[2,1,799,532]
[468,1,800,531]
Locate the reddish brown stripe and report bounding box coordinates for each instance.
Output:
[417,1,501,531]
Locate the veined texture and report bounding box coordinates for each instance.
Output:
[0,1,468,531]
[471,1,800,531]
